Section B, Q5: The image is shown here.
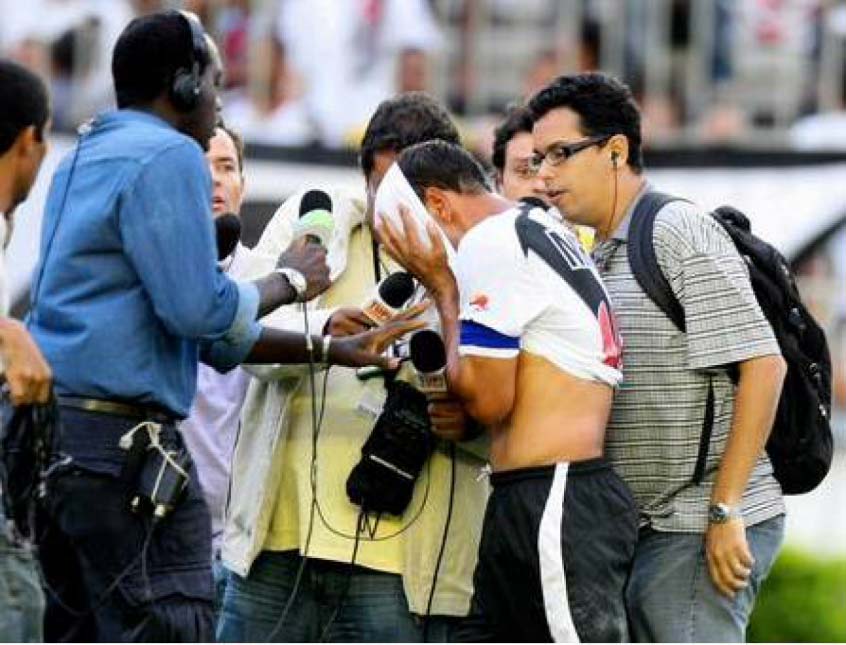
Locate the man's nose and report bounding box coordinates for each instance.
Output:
[535,161,553,182]
[531,173,547,194]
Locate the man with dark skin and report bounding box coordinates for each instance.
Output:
[28,13,419,641]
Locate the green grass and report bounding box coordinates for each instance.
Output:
[748,548,846,642]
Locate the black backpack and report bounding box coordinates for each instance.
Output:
[627,191,833,495]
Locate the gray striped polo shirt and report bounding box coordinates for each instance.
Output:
[593,186,785,533]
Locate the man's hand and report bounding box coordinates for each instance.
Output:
[331,321,425,369]
[0,318,53,405]
[705,519,754,598]
[324,308,373,337]
[277,238,331,301]
[328,301,429,369]
[375,204,455,297]
[428,398,469,442]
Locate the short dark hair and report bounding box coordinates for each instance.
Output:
[528,72,643,172]
[0,59,50,155]
[491,104,534,173]
[217,121,245,175]
[360,92,460,179]
[397,140,490,202]
[112,11,207,109]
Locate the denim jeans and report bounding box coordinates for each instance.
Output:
[626,515,785,642]
[40,408,215,642]
[212,552,228,615]
[217,550,463,642]
[0,529,45,643]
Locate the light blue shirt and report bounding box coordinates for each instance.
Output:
[28,110,260,418]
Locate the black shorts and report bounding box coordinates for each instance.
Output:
[456,459,638,643]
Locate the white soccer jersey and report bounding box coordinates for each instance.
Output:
[457,205,623,387]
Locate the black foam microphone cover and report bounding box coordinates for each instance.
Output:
[379,272,415,309]
[214,213,241,261]
[299,189,333,217]
[409,329,447,373]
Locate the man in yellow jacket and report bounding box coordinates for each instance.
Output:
[218,93,490,642]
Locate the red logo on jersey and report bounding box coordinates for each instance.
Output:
[469,293,490,312]
[598,301,623,370]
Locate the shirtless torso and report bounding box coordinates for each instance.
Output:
[455,204,622,470]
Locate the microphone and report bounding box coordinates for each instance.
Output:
[294,189,334,247]
[214,213,241,261]
[361,272,415,326]
[409,329,448,396]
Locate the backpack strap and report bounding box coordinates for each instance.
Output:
[626,191,714,486]
[627,191,687,332]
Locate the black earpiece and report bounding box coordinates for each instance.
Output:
[169,11,208,112]
[611,151,620,167]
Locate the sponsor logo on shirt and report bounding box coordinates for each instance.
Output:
[598,301,623,370]
[469,293,490,312]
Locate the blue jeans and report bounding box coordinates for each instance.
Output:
[217,550,462,642]
[212,552,228,615]
[40,408,215,642]
[626,515,785,642]
[0,530,45,643]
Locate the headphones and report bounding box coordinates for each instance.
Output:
[611,150,620,168]
[170,11,209,112]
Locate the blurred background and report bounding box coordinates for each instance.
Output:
[2,1,844,639]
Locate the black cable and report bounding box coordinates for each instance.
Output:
[264,305,323,642]
[422,442,456,641]
[313,455,432,542]
[30,121,89,314]
[140,519,156,603]
[318,510,365,642]
[306,266,433,543]
[59,521,157,642]
[266,263,431,639]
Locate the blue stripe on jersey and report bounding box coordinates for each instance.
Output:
[460,320,519,350]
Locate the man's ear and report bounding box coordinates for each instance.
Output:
[424,186,452,224]
[608,133,628,167]
[14,125,39,160]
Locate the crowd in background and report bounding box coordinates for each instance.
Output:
[6,0,846,151]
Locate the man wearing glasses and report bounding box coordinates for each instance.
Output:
[491,104,548,203]
[491,104,597,253]
[529,73,786,642]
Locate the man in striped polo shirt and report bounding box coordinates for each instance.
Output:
[529,72,787,642]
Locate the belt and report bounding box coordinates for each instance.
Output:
[57,396,176,424]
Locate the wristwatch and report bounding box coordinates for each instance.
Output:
[275,267,307,302]
[708,503,742,524]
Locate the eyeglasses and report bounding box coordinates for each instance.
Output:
[531,134,613,169]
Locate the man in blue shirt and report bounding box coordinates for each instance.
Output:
[28,12,419,642]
